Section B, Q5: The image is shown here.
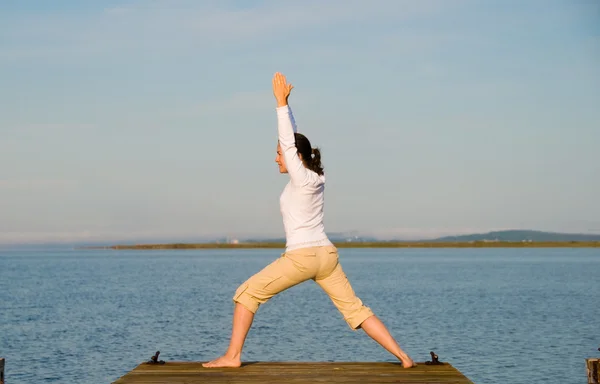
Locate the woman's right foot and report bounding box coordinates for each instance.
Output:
[202,354,241,368]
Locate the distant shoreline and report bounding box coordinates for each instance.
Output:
[81,241,600,250]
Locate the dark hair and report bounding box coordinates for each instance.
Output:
[294,132,324,176]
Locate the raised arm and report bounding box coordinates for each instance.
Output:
[273,72,310,186]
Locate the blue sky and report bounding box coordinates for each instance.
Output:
[1,0,598,244]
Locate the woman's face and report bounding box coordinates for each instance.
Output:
[275,143,287,174]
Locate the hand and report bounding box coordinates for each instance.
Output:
[272,72,293,107]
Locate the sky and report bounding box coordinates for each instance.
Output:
[1,0,599,244]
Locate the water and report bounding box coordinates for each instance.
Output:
[1,247,598,383]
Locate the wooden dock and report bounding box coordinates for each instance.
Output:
[112,361,475,383]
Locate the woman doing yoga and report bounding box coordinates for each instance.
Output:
[202,72,415,369]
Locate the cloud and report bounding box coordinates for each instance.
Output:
[0,230,112,245]
[5,123,96,134]
[367,227,513,240]
[0,179,79,190]
[188,90,272,116]
[2,123,98,149]
[169,88,320,119]
[0,0,457,62]
[0,229,227,245]
[103,6,131,15]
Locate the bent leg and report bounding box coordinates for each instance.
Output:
[202,303,253,368]
[233,253,312,313]
[315,259,415,368]
[204,252,314,368]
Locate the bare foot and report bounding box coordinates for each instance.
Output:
[202,354,241,368]
[400,356,417,369]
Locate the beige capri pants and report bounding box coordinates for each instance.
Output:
[233,245,374,330]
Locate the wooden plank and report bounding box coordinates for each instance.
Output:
[112,361,475,384]
[587,358,600,384]
[0,357,4,384]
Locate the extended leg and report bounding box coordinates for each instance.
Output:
[359,315,415,368]
[315,261,415,368]
[202,303,253,368]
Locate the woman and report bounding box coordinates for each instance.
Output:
[202,72,415,369]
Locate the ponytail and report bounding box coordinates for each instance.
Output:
[294,132,325,176]
[309,148,324,176]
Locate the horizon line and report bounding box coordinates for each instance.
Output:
[2,228,600,246]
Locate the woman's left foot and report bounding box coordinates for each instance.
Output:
[202,354,241,368]
[401,357,416,368]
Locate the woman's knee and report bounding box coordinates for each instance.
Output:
[232,281,260,313]
[231,273,284,313]
[344,305,375,330]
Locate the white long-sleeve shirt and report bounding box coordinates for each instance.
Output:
[276,105,333,251]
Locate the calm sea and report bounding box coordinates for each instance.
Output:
[1,247,598,383]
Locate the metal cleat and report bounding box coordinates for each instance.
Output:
[147,351,165,364]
